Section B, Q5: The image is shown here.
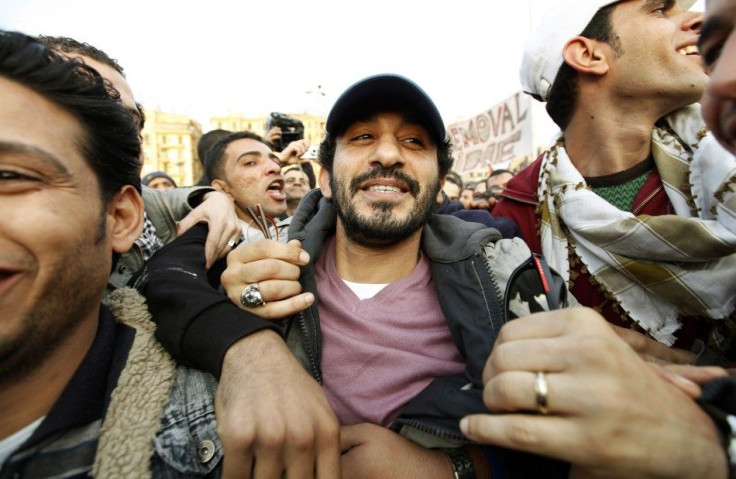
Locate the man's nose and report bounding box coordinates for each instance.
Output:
[679,9,702,33]
[369,135,404,169]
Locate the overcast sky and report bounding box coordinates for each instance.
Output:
[2,0,705,139]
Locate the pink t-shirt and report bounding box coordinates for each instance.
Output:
[316,236,465,427]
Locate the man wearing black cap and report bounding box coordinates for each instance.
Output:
[138,74,568,477]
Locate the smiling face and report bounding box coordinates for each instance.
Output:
[320,111,440,247]
[0,77,114,384]
[700,0,736,154]
[213,138,286,220]
[604,0,708,111]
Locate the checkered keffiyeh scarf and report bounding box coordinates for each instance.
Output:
[538,105,736,345]
[135,213,165,261]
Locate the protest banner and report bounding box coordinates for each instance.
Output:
[448,92,533,180]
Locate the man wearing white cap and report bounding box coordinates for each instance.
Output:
[462,4,736,476]
[495,0,736,362]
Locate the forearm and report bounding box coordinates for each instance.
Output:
[144,185,215,220]
[136,223,280,376]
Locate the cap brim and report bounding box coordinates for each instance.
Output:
[325,74,445,141]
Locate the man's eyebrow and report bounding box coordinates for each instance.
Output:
[235,150,264,161]
[643,0,674,11]
[0,141,73,178]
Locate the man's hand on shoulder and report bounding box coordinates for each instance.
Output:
[176,191,242,269]
[217,330,340,479]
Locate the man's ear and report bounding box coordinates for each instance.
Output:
[563,36,611,76]
[108,185,144,254]
[211,179,233,200]
[436,177,446,204]
[318,167,332,198]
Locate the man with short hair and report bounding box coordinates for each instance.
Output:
[205,131,292,243]
[0,31,223,477]
[283,165,311,217]
[461,5,736,474]
[494,0,736,360]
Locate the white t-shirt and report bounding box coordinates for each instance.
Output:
[239,216,291,245]
[341,280,387,300]
[0,417,43,465]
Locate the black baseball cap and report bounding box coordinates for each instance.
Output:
[325,74,446,142]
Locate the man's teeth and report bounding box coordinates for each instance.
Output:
[678,45,699,56]
[368,185,401,193]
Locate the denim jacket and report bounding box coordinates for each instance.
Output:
[151,367,222,478]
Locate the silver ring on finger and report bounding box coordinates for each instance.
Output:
[240,283,266,308]
[534,371,549,415]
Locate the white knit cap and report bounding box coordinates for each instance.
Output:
[520,0,698,101]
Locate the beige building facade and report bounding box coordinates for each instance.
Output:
[210,112,326,145]
[141,109,203,186]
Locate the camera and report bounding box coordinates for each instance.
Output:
[266,112,305,152]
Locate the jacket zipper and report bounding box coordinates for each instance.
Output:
[478,247,506,325]
[296,310,323,384]
[396,418,470,444]
[632,185,663,215]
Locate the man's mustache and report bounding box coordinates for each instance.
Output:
[348,167,420,198]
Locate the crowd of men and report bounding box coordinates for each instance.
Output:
[1,0,736,477]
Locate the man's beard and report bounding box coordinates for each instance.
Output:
[330,166,440,248]
[0,214,108,387]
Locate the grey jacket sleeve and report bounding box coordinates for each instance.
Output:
[142,185,214,244]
